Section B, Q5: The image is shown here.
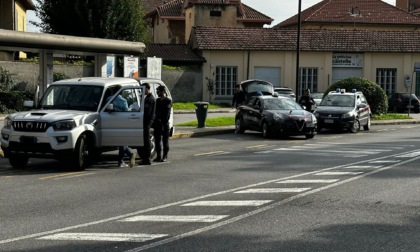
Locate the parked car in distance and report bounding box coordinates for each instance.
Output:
[274,87,296,99]
[311,92,324,106]
[313,89,371,133]
[388,92,420,113]
[241,79,274,100]
[235,94,317,139]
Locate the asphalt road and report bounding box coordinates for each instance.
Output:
[1,123,420,251]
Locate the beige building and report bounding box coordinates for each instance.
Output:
[177,0,420,102]
[145,0,272,44]
[0,0,35,60]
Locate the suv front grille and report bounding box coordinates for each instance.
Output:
[13,121,50,132]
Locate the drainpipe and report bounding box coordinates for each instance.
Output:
[246,50,250,80]
[12,0,16,30]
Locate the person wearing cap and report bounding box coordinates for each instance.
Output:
[139,83,155,165]
[232,84,245,108]
[152,85,172,162]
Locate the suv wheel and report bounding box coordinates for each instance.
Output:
[9,154,29,168]
[71,134,89,171]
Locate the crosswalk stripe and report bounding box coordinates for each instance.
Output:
[343,165,382,169]
[369,160,400,163]
[234,188,311,193]
[396,151,420,158]
[315,171,364,176]
[182,200,272,206]
[37,233,167,242]
[120,215,229,222]
[277,179,339,184]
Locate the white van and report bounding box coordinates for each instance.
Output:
[0,77,173,170]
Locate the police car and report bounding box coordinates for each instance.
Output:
[313,89,371,133]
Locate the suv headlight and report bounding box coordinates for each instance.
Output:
[4,117,12,127]
[341,112,355,119]
[52,120,77,131]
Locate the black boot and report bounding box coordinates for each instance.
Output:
[153,156,162,162]
[161,154,168,162]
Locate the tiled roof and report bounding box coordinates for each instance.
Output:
[144,44,206,63]
[18,0,36,10]
[275,0,420,28]
[143,0,167,14]
[146,0,272,23]
[189,26,420,53]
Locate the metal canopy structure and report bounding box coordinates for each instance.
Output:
[0,29,146,96]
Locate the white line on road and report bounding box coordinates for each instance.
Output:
[234,188,311,193]
[277,179,339,184]
[38,233,167,242]
[369,160,400,163]
[181,200,273,206]
[120,215,229,222]
[396,151,420,158]
[315,171,364,176]
[343,165,382,169]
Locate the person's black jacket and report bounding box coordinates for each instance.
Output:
[155,96,172,125]
[144,93,156,127]
[232,91,245,107]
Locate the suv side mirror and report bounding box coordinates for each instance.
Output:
[106,103,114,112]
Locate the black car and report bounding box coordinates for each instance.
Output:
[314,89,371,133]
[388,92,420,113]
[235,95,317,139]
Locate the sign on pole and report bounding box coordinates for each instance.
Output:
[147,57,162,79]
[124,56,139,77]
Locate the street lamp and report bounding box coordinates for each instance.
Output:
[295,0,302,103]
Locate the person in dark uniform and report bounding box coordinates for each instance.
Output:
[153,85,172,162]
[232,84,245,108]
[299,88,315,112]
[139,83,155,165]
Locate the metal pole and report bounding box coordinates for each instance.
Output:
[295,0,302,103]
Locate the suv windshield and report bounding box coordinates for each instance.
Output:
[320,95,355,107]
[38,85,104,112]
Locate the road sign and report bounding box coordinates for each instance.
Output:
[405,75,412,88]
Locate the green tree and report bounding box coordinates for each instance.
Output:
[325,77,388,115]
[33,0,151,43]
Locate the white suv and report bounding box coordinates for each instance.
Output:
[1,77,173,170]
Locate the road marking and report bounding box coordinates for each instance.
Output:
[343,165,382,169]
[3,152,420,246]
[38,233,167,242]
[396,151,420,158]
[246,144,269,149]
[272,148,380,155]
[120,215,229,222]
[182,200,272,206]
[315,171,364,176]
[277,179,339,184]
[39,172,86,180]
[194,151,227,156]
[369,160,400,163]
[234,188,311,193]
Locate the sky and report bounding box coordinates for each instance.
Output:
[26,0,397,32]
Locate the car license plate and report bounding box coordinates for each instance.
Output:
[324,119,334,124]
[19,136,37,144]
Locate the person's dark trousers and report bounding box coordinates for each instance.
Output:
[141,126,152,163]
[118,145,132,165]
[154,122,170,161]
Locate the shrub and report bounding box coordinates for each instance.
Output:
[53,72,70,81]
[0,66,14,91]
[325,77,387,114]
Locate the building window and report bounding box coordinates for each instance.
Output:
[376,68,396,94]
[210,10,222,17]
[215,66,237,97]
[298,68,318,97]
